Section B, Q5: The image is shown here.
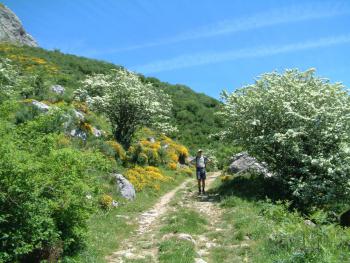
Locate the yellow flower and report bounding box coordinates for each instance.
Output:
[125,166,171,191]
[168,162,177,170]
[107,141,126,160]
[100,194,113,209]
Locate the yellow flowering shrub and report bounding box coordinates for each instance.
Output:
[107,141,126,160]
[125,166,171,191]
[140,139,161,150]
[180,167,193,176]
[99,194,113,209]
[125,130,190,167]
[168,162,177,170]
[169,152,179,163]
[6,54,59,73]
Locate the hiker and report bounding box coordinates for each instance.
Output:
[191,149,210,194]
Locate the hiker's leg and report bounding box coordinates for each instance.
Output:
[196,169,201,193]
[201,169,206,193]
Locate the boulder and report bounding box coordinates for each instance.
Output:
[147,137,156,143]
[304,220,316,227]
[113,174,136,200]
[91,126,103,137]
[51,84,65,95]
[228,152,273,177]
[70,129,87,141]
[31,100,50,112]
[73,110,85,120]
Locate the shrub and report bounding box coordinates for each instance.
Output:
[106,140,126,160]
[124,166,171,191]
[180,166,193,176]
[0,119,113,262]
[126,133,188,167]
[168,162,177,170]
[219,69,350,211]
[99,194,113,209]
[74,69,176,148]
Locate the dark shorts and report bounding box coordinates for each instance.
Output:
[196,167,206,180]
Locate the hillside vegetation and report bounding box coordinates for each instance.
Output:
[2,41,350,263]
[0,44,226,155]
[0,43,212,262]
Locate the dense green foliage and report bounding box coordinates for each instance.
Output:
[0,102,115,262]
[220,69,350,212]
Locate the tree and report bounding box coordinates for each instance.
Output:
[75,69,176,148]
[219,69,350,211]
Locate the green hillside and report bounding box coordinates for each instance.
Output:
[0,43,226,262]
[0,44,224,155]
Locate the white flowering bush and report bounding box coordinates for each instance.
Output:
[0,58,19,102]
[219,69,350,211]
[75,69,176,147]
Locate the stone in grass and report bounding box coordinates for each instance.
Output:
[304,219,316,227]
[51,84,65,95]
[113,174,136,200]
[178,233,196,244]
[31,100,50,112]
[91,126,103,137]
[162,233,196,245]
[70,129,87,141]
[195,258,207,263]
[73,109,85,120]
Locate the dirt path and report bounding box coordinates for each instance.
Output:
[106,172,221,263]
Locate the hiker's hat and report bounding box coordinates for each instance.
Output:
[198,149,203,152]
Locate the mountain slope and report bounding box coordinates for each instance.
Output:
[0,43,223,155]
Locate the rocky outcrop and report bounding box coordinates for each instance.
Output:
[30,100,50,112]
[113,174,136,200]
[0,4,38,46]
[51,85,65,95]
[228,152,273,177]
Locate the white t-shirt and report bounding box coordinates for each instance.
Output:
[196,156,207,168]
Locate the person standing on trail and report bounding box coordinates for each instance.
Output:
[193,149,210,194]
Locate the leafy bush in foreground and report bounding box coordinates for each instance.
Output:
[0,114,113,262]
[219,69,350,211]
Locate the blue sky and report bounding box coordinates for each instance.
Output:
[3,0,350,98]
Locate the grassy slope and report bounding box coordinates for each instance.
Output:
[207,174,350,263]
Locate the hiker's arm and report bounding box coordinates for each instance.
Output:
[189,158,196,165]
